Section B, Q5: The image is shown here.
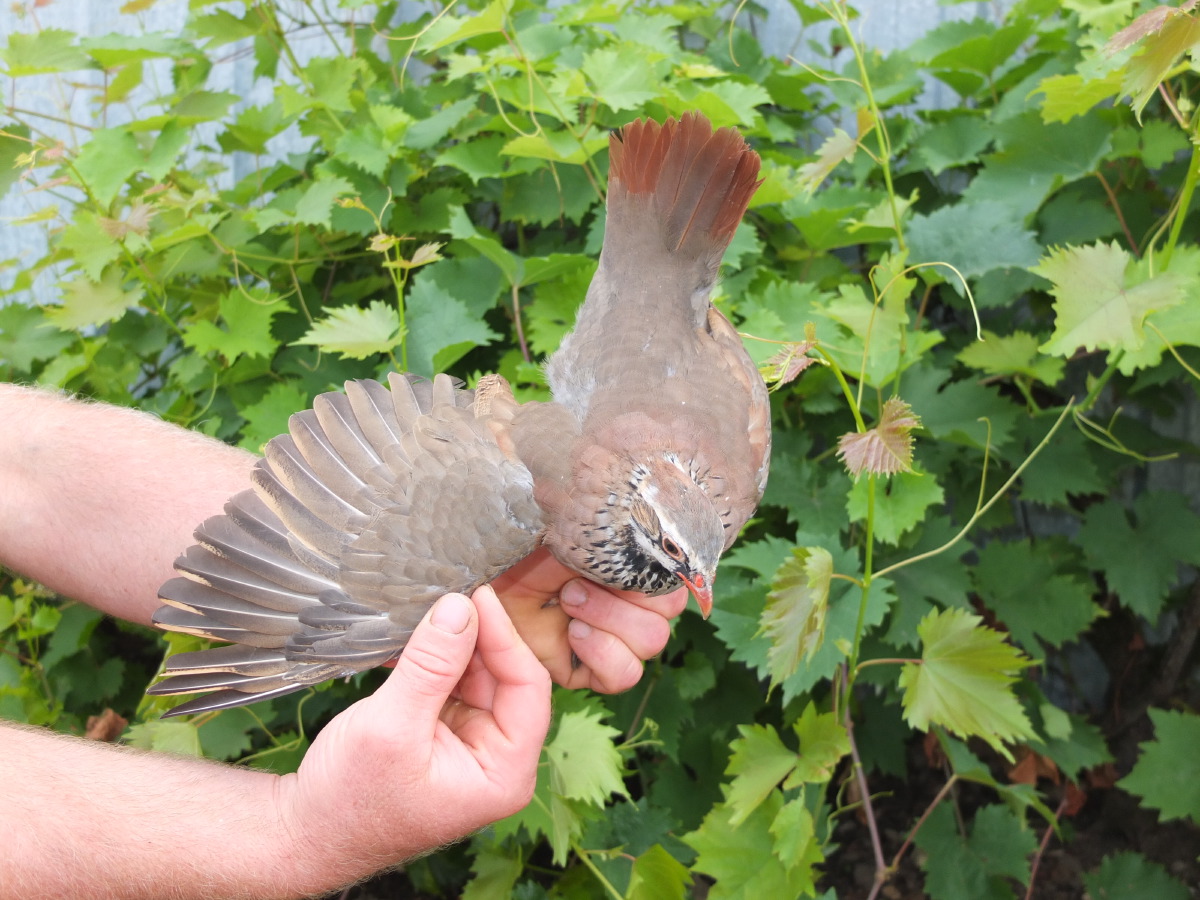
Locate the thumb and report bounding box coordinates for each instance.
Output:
[373,593,478,722]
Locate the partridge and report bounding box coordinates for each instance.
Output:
[148,111,771,717]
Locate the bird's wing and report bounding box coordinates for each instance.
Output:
[149,373,545,717]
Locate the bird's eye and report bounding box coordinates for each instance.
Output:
[661,536,684,560]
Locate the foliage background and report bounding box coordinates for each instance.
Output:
[3,0,1200,897]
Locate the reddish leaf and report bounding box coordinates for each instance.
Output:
[837,396,922,477]
[760,340,817,391]
[1106,2,1199,55]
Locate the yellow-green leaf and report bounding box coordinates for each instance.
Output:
[545,707,626,806]
[292,300,402,361]
[760,546,833,685]
[1035,241,1186,359]
[47,269,144,330]
[899,607,1034,761]
[723,724,797,825]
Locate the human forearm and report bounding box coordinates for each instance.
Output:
[0,722,346,900]
[0,384,254,625]
[1,589,549,900]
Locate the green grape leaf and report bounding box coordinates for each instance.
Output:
[768,797,824,873]
[416,0,509,51]
[545,706,627,807]
[124,720,203,756]
[47,269,144,330]
[186,288,290,362]
[527,265,591,357]
[294,175,355,228]
[685,792,818,900]
[1016,421,1105,505]
[72,128,140,207]
[797,128,857,193]
[435,134,509,183]
[973,539,1102,650]
[1081,851,1191,900]
[915,803,1037,900]
[58,211,122,281]
[1119,709,1200,824]
[899,607,1034,761]
[956,330,1065,386]
[405,277,500,377]
[760,546,832,687]
[846,468,944,546]
[723,534,794,579]
[1036,71,1123,124]
[1078,492,1200,620]
[910,114,991,175]
[1030,709,1112,781]
[462,836,523,900]
[0,121,31,195]
[787,702,849,785]
[237,381,309,452]
[907,200,1042,280]
[2,28,90,76]
[502,131,608,165]
[0,304,74,371]
[907,371,1019,451]
[582,46,662,112]
[723,724,797,825]
[674,80,772,129]
[292,299,402,361]
[335,123,392,178]
[627,844,690,900]
[1113,7,1200,121]
[404,97,475,151]
[1036,241,1185,359]
[197,707,256,760]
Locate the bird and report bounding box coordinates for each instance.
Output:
[147,111,771,717]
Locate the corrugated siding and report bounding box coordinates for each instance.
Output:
[0,0,1001,290]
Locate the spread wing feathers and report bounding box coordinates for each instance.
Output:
[149,373,546,718]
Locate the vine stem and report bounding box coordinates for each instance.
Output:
[827,1,906,251]
[511,283,531,364]
[866,773,960,900]
[1024,795,1069,900]
[873,401,1074,582]
[572,842,623,900]
[842,670,886,878]
[1161,133,1200,269]
[848,475,875,679]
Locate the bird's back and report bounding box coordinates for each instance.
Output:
[541,113,769,532]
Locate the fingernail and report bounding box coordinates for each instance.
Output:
[431,594,471,634]
[561,580,587,607]
[568,619,592,639]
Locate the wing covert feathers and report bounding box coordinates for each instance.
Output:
[607,111,762,257]
[150,374,546,717]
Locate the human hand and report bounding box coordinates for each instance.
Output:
[490,547,689,693]
[275,585,550,882]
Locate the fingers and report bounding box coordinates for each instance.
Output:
[469,585,552,752]
[561,580,686,658]
[561,582,688,693]
[373,593,478,745]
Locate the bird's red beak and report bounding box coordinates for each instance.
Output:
[680,572,714,619]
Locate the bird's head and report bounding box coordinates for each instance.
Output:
[614,456,725,617]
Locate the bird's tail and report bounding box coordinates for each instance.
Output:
[605,112,762,267]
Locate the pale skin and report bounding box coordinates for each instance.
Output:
[0,383,688,898]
